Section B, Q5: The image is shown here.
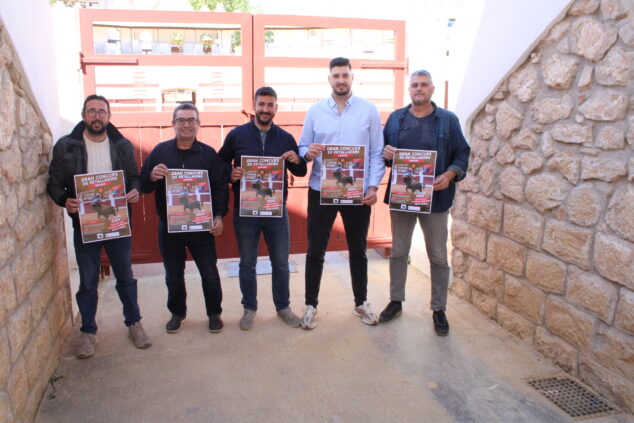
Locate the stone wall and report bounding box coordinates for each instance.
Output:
[0,24,72,423]
[451,0,634,412]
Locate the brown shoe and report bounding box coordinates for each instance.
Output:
[75,332,98,359]
[128,322,152,349]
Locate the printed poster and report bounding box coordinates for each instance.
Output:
[320,145,365,205]
[165,169,213,233]
[74,170,131,243]
[239,156,285,217]
[388,149,437,213]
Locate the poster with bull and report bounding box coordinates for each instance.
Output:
[165,169,213,233]
[320,145,365,205]
[239,156,285,217]
[388,149,437,213]
[74,170,131,243]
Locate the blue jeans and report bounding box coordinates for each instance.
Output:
[73,227,141,334]
[234,209,290,311]
[158,220,223,317]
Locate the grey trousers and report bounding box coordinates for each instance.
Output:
[389,210,450,311]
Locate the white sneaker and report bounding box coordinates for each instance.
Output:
[301,305,317,330]
[353,301,379,325]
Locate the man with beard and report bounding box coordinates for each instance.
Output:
[379,70,470,336]
[219,86,307,330]
[47,94,151,359]
[298,57,385,329]
[141,103,228,334]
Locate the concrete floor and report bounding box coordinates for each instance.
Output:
[35,250,633,423]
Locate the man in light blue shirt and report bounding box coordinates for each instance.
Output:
[298,57,385,329]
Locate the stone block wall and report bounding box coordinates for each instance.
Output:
[0,24,72,422]
[451,0,634,412]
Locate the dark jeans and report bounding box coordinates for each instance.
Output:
[234,209,291,311]
[158,220,222,317]
[305,188,371,307]
[73,227,141,334]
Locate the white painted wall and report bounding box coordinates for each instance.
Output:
[452,0,571,129]
[0,0,61,136]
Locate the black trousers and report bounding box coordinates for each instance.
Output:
[304,188,371,307]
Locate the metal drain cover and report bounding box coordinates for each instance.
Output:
[527,376,621,420]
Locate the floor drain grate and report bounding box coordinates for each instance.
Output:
[527,376,621,420]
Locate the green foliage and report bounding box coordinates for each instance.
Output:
[189,0,251,12]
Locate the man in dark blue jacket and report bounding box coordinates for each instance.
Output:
[140,103,229,334]
[219,86,307,330]
[47,94,151,358]
[379,70,470,336]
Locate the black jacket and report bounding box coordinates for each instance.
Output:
[140,138,229,220]
[46,121,140,228]
[218,121,307,210]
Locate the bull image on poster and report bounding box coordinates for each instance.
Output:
[239,155,285,217]
[388,149,437,214]
[74,170,131,243]
[320,145,365,205]
[165,169,213,233]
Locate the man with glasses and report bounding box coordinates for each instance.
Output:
[140,103,229,334]
[219,86,307,330]
[379,70,470,336]
[298,57,386,329]
[47,94,151,359]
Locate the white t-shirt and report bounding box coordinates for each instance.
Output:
[84,135,113,173]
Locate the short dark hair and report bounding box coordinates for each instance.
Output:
[82,94,110,113]
[329,57,351,70]
[172,103,199,121]
[254,86,277,101]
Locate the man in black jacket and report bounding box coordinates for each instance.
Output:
[47,94,151,359]
[219,86,307,330]
[141,103,229,334]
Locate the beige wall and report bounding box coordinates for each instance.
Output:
[0,24,72,423]
[451,0,634,412]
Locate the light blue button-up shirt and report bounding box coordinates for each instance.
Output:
[298,94,386,192]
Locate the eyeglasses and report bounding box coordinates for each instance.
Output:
[174,118,198,126]
[85,109,109,118]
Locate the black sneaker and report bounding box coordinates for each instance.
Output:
[165,314,185,333]
[433,310,449,336]
[208,315,223,333]
[379,301,402,323]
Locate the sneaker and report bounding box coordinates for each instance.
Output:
[240,309,257,331]
[379,301,403,324]
[277,308,301,328]
[301,305,317,330]
[75,332,97,359]
[128,322,152,349]
[165,314,185,333]
[208,314,223,333]
[433,310,449,336]
[353,301,379,326]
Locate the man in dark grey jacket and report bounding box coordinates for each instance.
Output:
[47,94,151,359]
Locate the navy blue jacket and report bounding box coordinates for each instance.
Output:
[218,121,307,210]
[140,139,229,220]
[383,102,470,212]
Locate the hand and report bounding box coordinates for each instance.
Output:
[383,145,396,161]
[210,215,223,236]
[125,188,140,204]
[305,143,325,161]
[150,163,169,182]
[281,150,301,164]
[231,167,245,183]
[433,170,456,191]
[65,198,80,214]
[362,186,378,206]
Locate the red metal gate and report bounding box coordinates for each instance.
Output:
[79,9,406,263]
